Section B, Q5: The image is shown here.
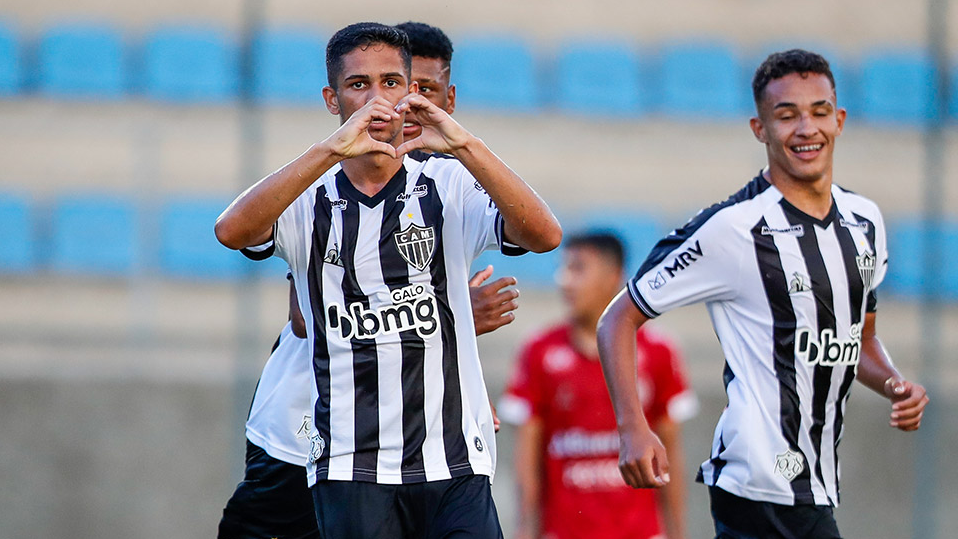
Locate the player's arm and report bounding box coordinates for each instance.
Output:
[597,289,669,488]
[215,98,401,250]
[855,312,928,431]
[394,94,561,253]
[513,416,544,539]
[289,279,307,338]
[653,417,689,539]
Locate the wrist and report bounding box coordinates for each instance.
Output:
[449,134,484,160]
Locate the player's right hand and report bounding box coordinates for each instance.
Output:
[618,425,670,488]
[322,97,400,159]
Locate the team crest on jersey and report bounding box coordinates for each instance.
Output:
[394,223,436,271]
[788,272,811,294]
[308,431,326,463]
[857,251,876,290]
[774,448,805,482]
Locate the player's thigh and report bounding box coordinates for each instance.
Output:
[312,480,403,539]
[219,441,319,539]
[425,475,503,539]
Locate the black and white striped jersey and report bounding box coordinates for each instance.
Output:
[260,152,520,486]
[628,172,888,506]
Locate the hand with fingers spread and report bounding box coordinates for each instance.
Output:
[883,377,929,431]
[618,423,670,489]
[394,93,471,156]
[322,96,402,160]
[469,265,519,336]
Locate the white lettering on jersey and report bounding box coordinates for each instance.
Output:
[327,284,439,340]
[795,323,862,366]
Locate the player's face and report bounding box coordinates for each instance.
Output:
[404,56,456,140]
[751,72,846,185]
[324,44,414,144]
[556,246,623,322]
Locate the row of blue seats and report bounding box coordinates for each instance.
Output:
[1,21,957,123]
[1,192,955,299]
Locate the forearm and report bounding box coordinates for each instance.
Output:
[215,143,341,250]
[856,335,900,395]
[450,136,561,253]
[514,420,544,538]
[597,291,651,432]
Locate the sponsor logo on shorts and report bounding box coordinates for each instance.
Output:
[774,448,805,482]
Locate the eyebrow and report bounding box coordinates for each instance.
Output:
[342,72,407,83]
[772,99,833,110]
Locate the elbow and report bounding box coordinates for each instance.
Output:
[527,221,563,254]
[214,215,244,251]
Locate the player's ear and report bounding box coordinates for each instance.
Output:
[323,86,339,115]
[408,81,420,94]
[445,84,456,114]
[749,115,767,144]
[835,107,847,137]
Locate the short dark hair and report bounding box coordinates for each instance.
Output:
[326,22,411,88]
[564,231,626,269]
[752,49,836,104]
[395,21,454,69]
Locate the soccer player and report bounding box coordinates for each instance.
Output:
[215,21,561,539]
[499,232,698,539]
[597,49,929,538]
[217,22,522,539]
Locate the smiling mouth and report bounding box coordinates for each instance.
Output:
[791,143,824,154]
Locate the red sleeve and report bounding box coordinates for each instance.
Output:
[499,334,548,425]
[638,328,696,425]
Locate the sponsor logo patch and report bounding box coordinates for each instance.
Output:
[788,272,811,294]
[326,195,347,211]
[648,271,667,290]
[774,448,805,482]
[795,323,862,366]
[761,224,805,237]
[396,184,429,202]
[840,218,869,233]
[662,240,704,278]
[474,436,484,452]
[394,223,436,271]
[327,283,439,340]
[324,245,343,267]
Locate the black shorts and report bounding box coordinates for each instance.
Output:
[311,474,503,539]
[218,440,320,539]
[709,486,842,539]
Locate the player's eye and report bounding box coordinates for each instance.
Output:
[385,79,400,87]
[351,81,366,90]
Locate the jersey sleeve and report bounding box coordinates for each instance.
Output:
[455,164,528,261]
[498,338,547,426]
[273,189,314,275]
[867,207,889,313]
[627,207,744,318]
[641,330,698,425]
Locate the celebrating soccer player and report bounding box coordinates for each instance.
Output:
[597,50,928,538]
[216,21,560,539]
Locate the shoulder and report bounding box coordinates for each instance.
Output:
[833,184,884,220]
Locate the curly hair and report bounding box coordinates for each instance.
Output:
[752,49,836,103]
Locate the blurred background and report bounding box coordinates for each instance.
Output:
[1,0,957,537]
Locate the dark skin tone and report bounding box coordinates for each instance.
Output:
[597,71,928,490]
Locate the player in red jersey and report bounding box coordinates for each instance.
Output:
[499,231,698,539]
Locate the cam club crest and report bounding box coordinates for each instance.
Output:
[857,251,876,291]
[394,223,436,271]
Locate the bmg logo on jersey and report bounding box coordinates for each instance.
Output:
[327,283,439,340]
[795,323,862,366]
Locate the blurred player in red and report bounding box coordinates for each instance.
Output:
[499,232,698,539]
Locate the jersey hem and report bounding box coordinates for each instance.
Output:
[700,475,826,506]
[245,428,308,467]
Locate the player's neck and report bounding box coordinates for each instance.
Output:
[342,151,404,198]
[570,313,601,359]
[763,167,834,221]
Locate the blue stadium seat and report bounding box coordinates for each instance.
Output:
[51,196,137,275]
[251,28,327,104]
[0,22,23,96]
[0,193,34,272]
[656,42,749,118]
[860,50,937,124]
[454,36,539,112]
[555,39,647,116]
[950,65,958,122]
[885,218,958,300]
[142,26,239,102]
[38,22,126,99]
[159,199,286,280]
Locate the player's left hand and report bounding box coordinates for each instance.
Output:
[469,265,519,336]
[883,377,929,431]
[394,93,471,156]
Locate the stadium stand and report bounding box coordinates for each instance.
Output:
[159,198,246,279]
[0,193,34,273]
[38,22,126,99]
[0,21,22,95]
[859,50,937,124]
[250,27,327,104]
[579,210,664,270]
[655,41,749,118]
[142,25,239,102]
[885,218,958,300]
[555,39,647,116]
[453,35,539,112]
[50,195,137,275]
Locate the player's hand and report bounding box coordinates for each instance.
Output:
[394,93,471,156]
[469,265,519,336]
[322,97,400,159]
[884,377,929,431]
[618,425,670,488]
[489,398,500,433]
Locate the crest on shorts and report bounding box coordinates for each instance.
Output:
[774,448,805,482]
[394,223,436,271]
[857,251,876,291]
